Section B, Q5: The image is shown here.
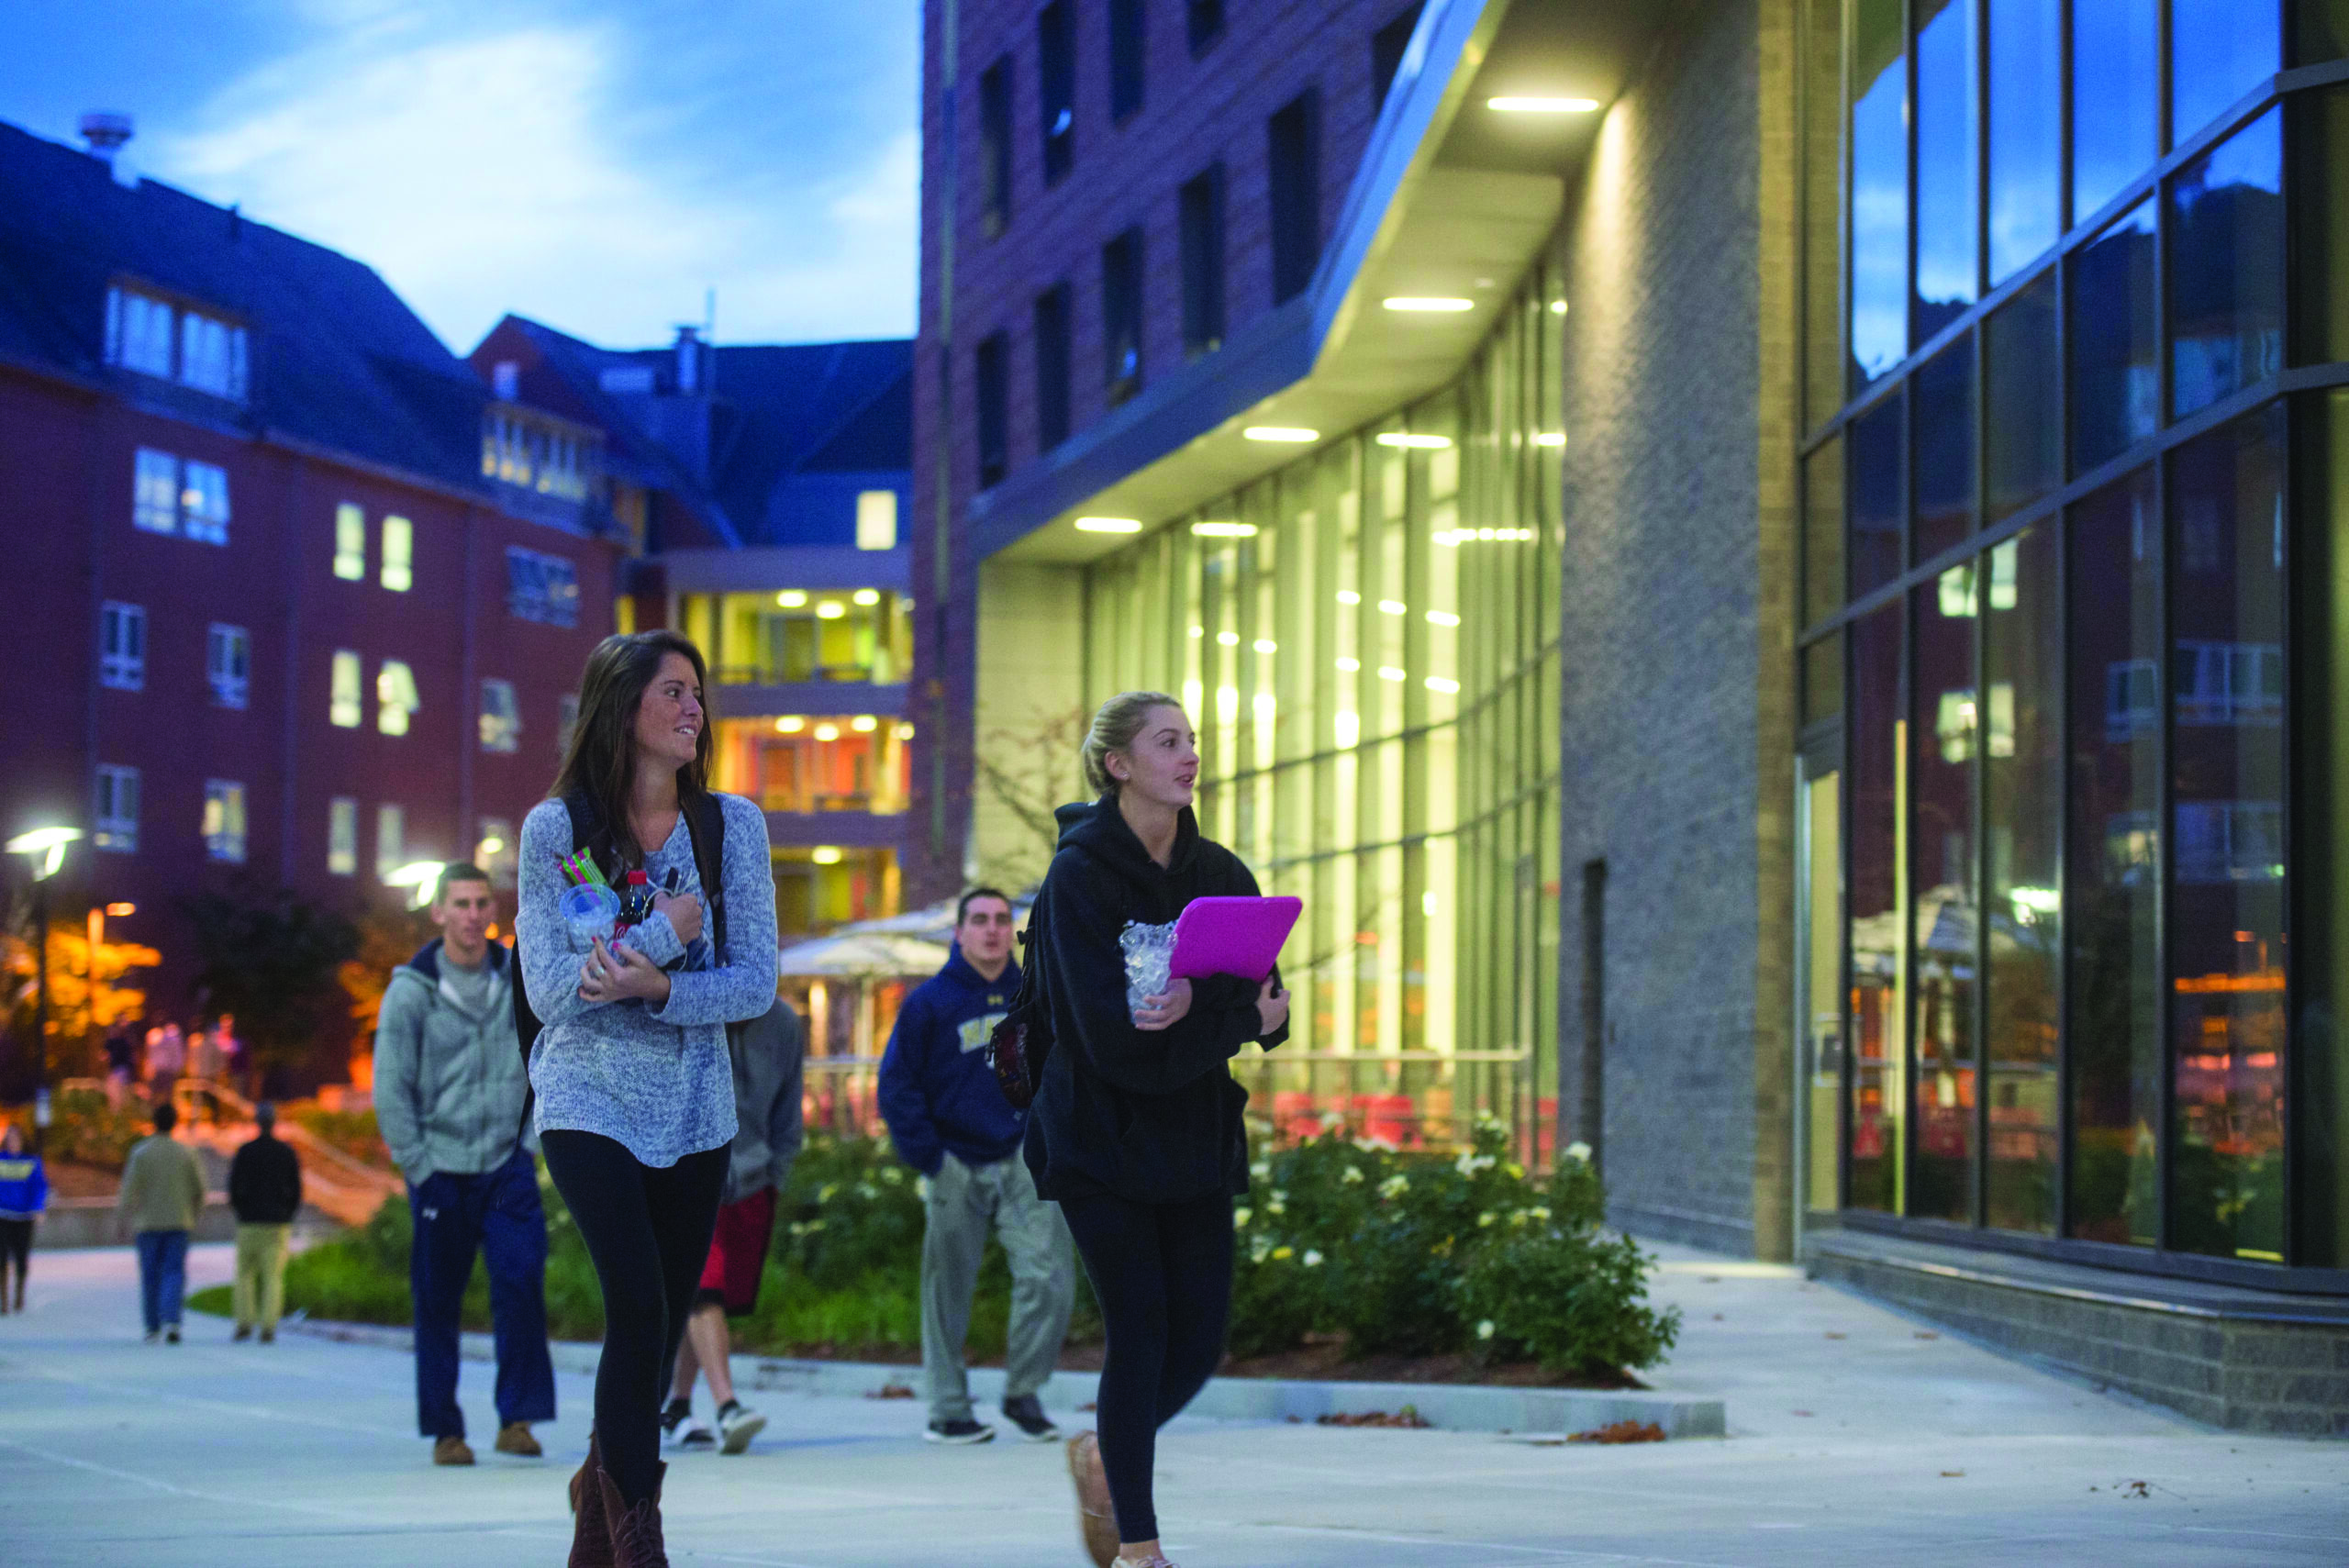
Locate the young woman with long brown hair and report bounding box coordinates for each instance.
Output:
[516,630,776,1567]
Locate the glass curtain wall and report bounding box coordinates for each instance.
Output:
[1799,0,2349,1279]
[1082,267,1565,1158]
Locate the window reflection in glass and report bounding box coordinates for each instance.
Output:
[1912,340,1976,565]
[2069,199,2158,473]
[1804,762,1845,1216]
[2071,0,2157,222]
[1910,568,1977,1221]
[1848,601,1906,1211]
[2171,108,2284,419]
[2289,89,2349,367]
[2170,0,2278,149]
[2298,388,2349,1267]
[1913,0,1980,343]
[2166,404,2288,1262]
[1987,0,2060,283]
[1986,272,2059,520]
[1983,528,2060,1232]
[1849,0,1909,387]
[2068,467,2160,1246]
[1850,395,1904,597]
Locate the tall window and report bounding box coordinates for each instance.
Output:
[206,624,250,708]
[334,503,367,580]
[507,548,581,626]
[377,661,420,737]
[328,796,358,876]
[1268,89,1323,305]
[202,781,247,863]
[1372,5,1426,105]
[99,601,145,690]
[975,331,1011,488]
[380,516,414,592]
[105,285,249,402]
[181,462,230,546]
[1109,0,1147,121]
[1040,1,1076,184]
[329,650,363,728]
[1180,163,1228,360]
[95,765,139,852]
[375,804,405,881]
[480,678,520,752]
[979,55,1014,239]
[107,288,173,378]
[856,489,899,550]
[133,449,178,534]
[1035,283,1074,449]
[1102,228,1145,407]
[1187,0,1223,53]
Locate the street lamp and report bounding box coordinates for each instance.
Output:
[7,827,83,1152]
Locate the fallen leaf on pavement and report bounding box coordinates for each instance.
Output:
[1567,1421,1666,1445]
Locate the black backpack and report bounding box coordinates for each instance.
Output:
[513,790,729,1074]
[985,887,1052,1109]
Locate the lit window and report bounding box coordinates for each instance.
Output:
[557,693,581,759]
[507,547,581,627]
[477,817,518,888]
[381,516,413,592]
[181,462,230,545]
[202,780,248,863]
[206,624,250,709]
[95,764,140,852]
[334,503,366,580]
[375,804,405,880]
[856,490,898,550]
[479,678,520,752]
[133,449,179,534]
[328,797,358,876]
[377,661,420,736]
[99,601,146,690]
[106,287,175,378]
[329,650,363,728]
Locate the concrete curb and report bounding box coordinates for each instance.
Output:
[282,1318,1724,1438]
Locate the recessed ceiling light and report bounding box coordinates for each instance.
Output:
[1217,630,1240,647]
[1426,675,1462,694]
[1191,521,1258,537]
[1244,426,1319,442]
[1534,431,1566,447]
[777,589,807,608]
[815,601,846,619]
[1336,590,1362,606]
[1383,297,1475,313]
[852,588,881,606]
[1375,432,1453,449]
[1377,599,1408,616]
[1074,517,1143,533]
[775,716,805,733]
[1426,609,1461,627]
[811,845,842,864]
[1489,96,1600,113]
[1253,639,1278,654]
[814,723,841,741]
[851,715,877,731]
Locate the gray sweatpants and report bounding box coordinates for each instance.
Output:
[921,1151,1075,1424]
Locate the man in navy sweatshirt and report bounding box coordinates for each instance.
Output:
[878,888,1074,1445]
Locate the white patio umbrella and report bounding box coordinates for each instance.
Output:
[774,930,951,978]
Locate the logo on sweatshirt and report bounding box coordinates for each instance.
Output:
[957,1013,1009,1054]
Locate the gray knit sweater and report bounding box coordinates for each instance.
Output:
[515,793,778,1168]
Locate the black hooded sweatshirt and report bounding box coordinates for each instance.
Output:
[1021,795,1288,1204]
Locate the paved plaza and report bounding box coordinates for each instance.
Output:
[1,1241,2342,1566]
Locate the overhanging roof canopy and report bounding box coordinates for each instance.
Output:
[974,0,1662,566]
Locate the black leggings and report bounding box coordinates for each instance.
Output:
[540,1130,729,1505]
[1059,1188,1234,1544]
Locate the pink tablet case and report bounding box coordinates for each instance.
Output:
[1169,895,1301,984]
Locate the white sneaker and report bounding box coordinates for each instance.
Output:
[717,1402,766,1454]
[680,1422,717,1451]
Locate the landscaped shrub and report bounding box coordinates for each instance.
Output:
[286,1104,387,1167]
[41,1085,153,1171]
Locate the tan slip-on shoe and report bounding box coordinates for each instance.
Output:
[1065,1431,1118,1568]
[495,1421,543,1457]
[432,1435,475,1466]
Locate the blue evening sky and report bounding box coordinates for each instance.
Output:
[0,0,919,353]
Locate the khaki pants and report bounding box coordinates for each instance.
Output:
[234,1222,291,1332]
[921,1152,1074,1424]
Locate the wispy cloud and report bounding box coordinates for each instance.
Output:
[146,3,916,352]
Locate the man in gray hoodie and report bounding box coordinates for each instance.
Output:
[373,862,554,1467]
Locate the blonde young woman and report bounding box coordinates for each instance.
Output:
[1023,692,1290,1568]
[516,630,777,1568]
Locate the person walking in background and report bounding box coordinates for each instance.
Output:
[517,629,776,1567]
[145,1022,184,1103]
[227,1102,302,1342]
[104,1024,137,1107]
[1027,693,1289,1568]
[879,887,1074,1447]
[0,1121,49,1314]
[662,995,804,1455]
[375,862,556,1468]
[189,1027,221,1086]
[117,1101,206,1344]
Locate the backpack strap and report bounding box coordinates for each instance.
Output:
[681,791,728,952]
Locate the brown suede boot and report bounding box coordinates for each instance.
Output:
[598,1459,669,1568]
[567,1431,615,1568]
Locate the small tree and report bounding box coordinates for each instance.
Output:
[971,705,1089,890]
[184,889,360,1084]
[3,922,159,1079]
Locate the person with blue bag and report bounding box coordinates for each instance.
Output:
[0,1119,48,1314]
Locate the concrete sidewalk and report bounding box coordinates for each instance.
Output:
[0,1241,2341,1567]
